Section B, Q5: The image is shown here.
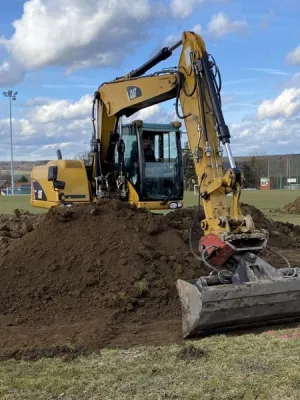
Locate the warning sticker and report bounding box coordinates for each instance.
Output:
[184,46,192,68]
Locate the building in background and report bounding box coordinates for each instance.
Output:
[14,182,31,194]
[260,177,271,190]
[0,180,11,195]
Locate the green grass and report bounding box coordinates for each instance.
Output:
[1,327,300,399]
[0,195,45,214]
[0,170,31,179]
[1,189,300,223]
[14,170,31,178]
[184,189,300,225]
[184,188,300,210]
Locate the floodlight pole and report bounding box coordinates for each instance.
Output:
[3,90,18,195]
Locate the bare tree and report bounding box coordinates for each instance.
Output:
[74,151,91,165]
[242,151,267,189]
[0,170,11,182]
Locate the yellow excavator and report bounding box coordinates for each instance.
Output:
[31,31,300,338]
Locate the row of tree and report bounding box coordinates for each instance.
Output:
[182,142,265,190]
[0,171,29,183]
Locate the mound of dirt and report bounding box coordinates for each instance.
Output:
[283,197,300,214]
[241,203,300,248]
[1,200,300,359]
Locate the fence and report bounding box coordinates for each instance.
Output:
[1,186,31,195]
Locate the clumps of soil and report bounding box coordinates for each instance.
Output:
[0,345,90,362]
[283,197,300,214]
[0,209,43,250]
[241,203,300,248]
[176,344,209,360]
[0,199,300,358]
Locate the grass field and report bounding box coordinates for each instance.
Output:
[1,189,300,223]
[0,170,31,180]
[1,327,300,400]
[1,190,300,399]
[14,170,31,178]
[0,195,45,214]
[184,189,300,224]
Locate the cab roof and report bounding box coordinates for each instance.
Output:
[123,121,181,132]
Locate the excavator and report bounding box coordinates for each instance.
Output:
[31,31,300,338]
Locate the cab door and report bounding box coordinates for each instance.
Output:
[115,123,143,201]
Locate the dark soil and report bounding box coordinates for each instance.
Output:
[176,344,209,360]
[1,200,300,360]
[241,203,300,248]
[283,197,300,214]
[0,345,91,362]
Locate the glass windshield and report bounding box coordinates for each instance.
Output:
[143,130,181,200]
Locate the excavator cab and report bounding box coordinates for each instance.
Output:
[116,120,184,209]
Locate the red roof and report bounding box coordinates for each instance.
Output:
[0,180,11,188]
[15,182,30,187]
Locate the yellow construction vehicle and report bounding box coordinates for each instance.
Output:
[31,31,300,337]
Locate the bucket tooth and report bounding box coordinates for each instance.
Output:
[176,253,300,338]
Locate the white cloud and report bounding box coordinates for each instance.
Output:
[224,85,300,155]
[192,24,202,35]
[170,0,206,19]
[0,0,245,86]
[165,13,248,42]
[286,46,300,65]
[245,67,290,76]
[19,119,38,137]
[126,104,161,123]
[41,142,73,150]
[161,24,201,49]
[41,83,96,89]
[229,116,300,155]
[23,97,53,107]
[0,0,162,84]
[0,59,25,85]
[224,78,261,86]
[169,0,227,19]
[257,88,300,119]
[270,119,284,129]
[28,94,93,123]
[206,12,248,38]
[0,96,177,160]
[291,73,300,88]
[259,10,274,30]
[163,34,181,48]
[2,89,300,160]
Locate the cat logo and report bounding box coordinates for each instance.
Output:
[127,86,142,101]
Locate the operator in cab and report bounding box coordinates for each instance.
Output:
[143,137,156,162]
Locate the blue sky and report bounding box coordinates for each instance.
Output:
[0,0,300,160]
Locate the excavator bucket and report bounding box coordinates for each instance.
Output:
[176,252,300,338]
